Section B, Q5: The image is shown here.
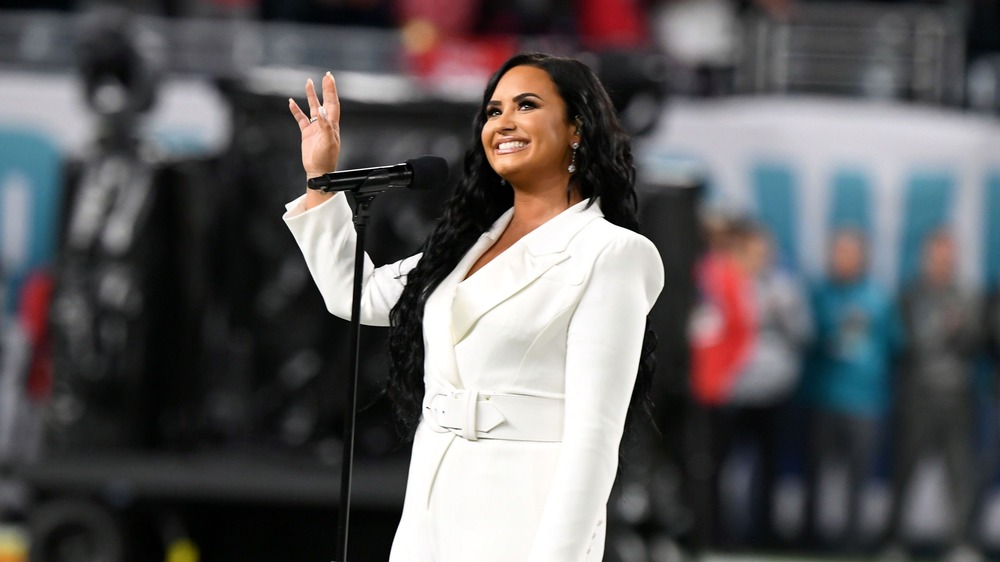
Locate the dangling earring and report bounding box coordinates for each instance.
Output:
[499,177,507,185]
[568,142,580,173]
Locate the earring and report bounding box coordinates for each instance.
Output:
[499,177,507,185]
[568,142,580,173]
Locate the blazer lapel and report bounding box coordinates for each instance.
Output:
[423,209,514,388]
[450,198,604,345]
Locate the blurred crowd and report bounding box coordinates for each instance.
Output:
[685,212,1000,561]
[6,0,1000,70]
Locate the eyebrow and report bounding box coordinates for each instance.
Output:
[486,92,544,107]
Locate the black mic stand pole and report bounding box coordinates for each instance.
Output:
[336,189,377,562]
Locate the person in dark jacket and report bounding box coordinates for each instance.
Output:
[883,229,983,562]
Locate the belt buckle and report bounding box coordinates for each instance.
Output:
[425,390,479,441]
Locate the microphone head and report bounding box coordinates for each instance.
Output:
[405,156,449,191]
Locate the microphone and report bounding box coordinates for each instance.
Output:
[306,155,449,195]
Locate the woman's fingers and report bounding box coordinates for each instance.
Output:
[321,71,341,128]
[291,73,339,132]
[289,98,310,131]
[305,78,321,118]
[316,106,332,133]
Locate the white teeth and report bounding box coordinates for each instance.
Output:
[498,141,527,150]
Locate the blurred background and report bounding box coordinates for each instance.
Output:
[1,0,1000,561]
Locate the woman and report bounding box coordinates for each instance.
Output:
[283,53,664,562]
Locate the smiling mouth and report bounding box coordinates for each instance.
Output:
[496,140,529,155]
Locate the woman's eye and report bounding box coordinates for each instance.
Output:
[518,101,536,110]
[486,107,501,118]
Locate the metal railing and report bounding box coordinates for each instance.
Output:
[737,2,966,104]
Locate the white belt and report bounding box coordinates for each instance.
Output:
[422,383,564,442]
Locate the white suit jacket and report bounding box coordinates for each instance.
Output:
[284,193,664,562]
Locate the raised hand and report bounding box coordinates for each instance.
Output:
[289,72,341,180]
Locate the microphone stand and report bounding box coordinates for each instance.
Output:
[336,189,376,562]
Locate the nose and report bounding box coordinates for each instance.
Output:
[493,109,515,132]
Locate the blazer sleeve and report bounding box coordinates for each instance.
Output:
[527,234,664,562]
[283,193,421,326]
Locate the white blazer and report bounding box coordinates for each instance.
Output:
[284,193,664,562]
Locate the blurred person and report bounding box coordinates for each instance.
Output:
[730,223,811,407]
[0,272,52,468]
[726,222,812,547]
[801,228,903,553]
[690,215,755,410]
[688,218,811,549]
[687,215,756,549]
[882,230,983,562]
[283,53,664,561]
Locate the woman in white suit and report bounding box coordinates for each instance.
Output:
[284,53,664,562]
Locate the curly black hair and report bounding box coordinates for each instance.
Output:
[387,52,657,441]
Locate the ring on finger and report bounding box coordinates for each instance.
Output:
[309,116,318,123]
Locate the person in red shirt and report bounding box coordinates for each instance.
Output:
[690,216,756,406]
[686,215,757,548]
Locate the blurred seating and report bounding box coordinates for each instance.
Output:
[737,2,965,104]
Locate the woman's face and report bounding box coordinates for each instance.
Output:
[481,65,578,186]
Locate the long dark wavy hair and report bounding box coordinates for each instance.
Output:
[387,52,657,442]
